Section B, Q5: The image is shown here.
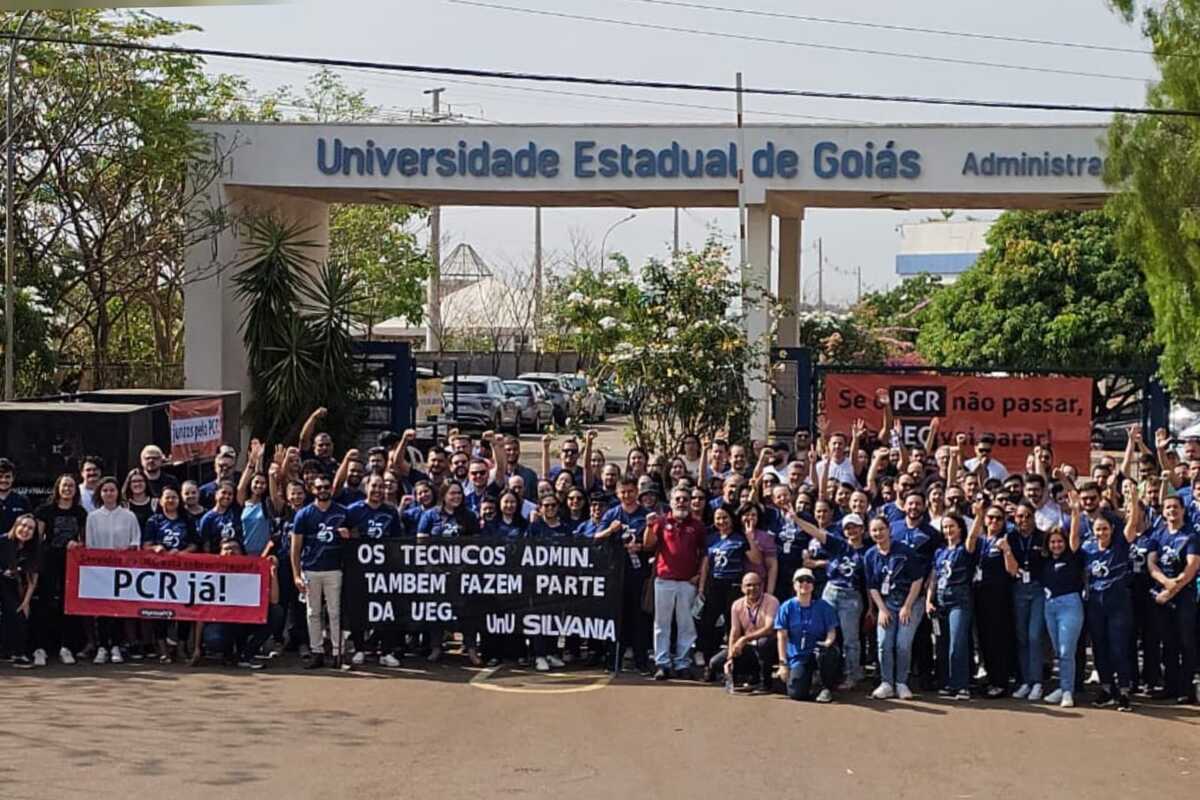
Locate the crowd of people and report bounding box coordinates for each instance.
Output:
[2,399,1199,712]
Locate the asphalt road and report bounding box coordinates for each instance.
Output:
[4,656,1197,799]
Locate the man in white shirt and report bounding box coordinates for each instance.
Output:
[1024,473,1067,532]
[962,433,1009,481]
[814,432,861,488]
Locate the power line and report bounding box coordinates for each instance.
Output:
[618,0,1162,58]
[1,31,1195,118]
[448,0,1154,84]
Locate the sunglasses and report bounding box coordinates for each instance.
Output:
[793,577,814,585]
[986,514,1004,521]
[978,447,992,454]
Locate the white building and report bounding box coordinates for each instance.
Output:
[895,219,993,280]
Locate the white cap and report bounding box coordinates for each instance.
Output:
[841,513,865,529]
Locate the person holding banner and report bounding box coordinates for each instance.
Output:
[143,486,200,663]
[198,539,282,670]
[417,482,481,664]
[342,475,404,667]
[290,476,349,671]
[84,477,141,665]
[0,514,41,668]
[33,474,88,666]
[198,483,243,554]
[601,478,651,673]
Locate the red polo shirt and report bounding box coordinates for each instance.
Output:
[652,514,706,581]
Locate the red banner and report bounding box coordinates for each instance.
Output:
[65,548,270,624]
[168,397,224,462]
[822,372,1094,470]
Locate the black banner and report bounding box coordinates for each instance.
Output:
[343,538,624,642]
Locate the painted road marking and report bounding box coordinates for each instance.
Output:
[468,666,612,695]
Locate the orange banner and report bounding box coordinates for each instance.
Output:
[168,398,224,462]
[822,373,1093,471]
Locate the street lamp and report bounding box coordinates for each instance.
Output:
[599,212,637,272]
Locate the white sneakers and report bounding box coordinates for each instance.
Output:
[59,647,76,665]
[872,682,895,699]
[32,649,47,668]
[1013,683,1031,699]
[379,654,401,668]
[110,646,124,664]
[1044,688,1064,705]
[534,657,550,672]
[1060,691,1075,708]
[1028,683,1043,702]
[896,683,914,700]
[546,655,565,669]
[351,651,366,666]
[93,647,109,664]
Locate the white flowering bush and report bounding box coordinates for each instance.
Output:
[545,240,774,452]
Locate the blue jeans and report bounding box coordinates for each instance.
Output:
[1043,592,1084,693]
[877,603,924,686]
[937,602,974,692]
[823,583,863,681]
[653,577,698,670]
[1012,582,1045,686]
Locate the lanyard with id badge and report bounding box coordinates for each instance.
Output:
[1013,533,1036,584]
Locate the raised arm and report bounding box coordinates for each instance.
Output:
[298,407,327,451]
[332,448,360,496]
[865,448,889,495]
[389,429,416,478]
[791,513,828,545]
[1124,480,1143,543]
[1119,424,1139,480]
[237,439,262,505]
[583,429,598,489]
[965,499,985,553]
[850,418,868,475]
[1068,496,1082,552]
[922,415,941,457]
[540,433,553,481]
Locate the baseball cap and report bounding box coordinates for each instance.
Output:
[841,513,865,529]
[792,567,816,582]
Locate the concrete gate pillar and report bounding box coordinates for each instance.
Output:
[745,204,773,439]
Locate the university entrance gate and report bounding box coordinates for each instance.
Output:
[183,122,1111,436]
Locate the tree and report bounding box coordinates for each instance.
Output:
[915,210,1157,373]
[854,273,944,359]
[554,239,774,451]
[4,10,251,392]
[1106,0,1200,394]
[797,311,891,366]
[232,216,368,446]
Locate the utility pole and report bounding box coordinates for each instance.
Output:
[817,237,824,311]
[5,12,32,401]
[533,207,543,332]
[423,88,444,353]
[856,265,862,303]
[672,207,679,260]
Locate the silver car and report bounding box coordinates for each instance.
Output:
[504,380,555,433]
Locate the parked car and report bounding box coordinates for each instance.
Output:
[1092,414,1138,451]
[558,374,606,422]
[443,375,520,432]
[517,372,572,425]
[600,378,630,414]
[503,380,554,433]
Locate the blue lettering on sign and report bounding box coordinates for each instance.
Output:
[961,151,1104,178]
[813,140,921,180]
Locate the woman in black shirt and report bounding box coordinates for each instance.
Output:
[32,474,89,665]
[0,514,41,668]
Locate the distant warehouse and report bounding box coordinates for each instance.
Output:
[895,219,992,280]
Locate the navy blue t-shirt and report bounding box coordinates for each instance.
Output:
[143,512,197,551]
[417,507,477,537]
[334,486,366,507]
[890,520,941,574]
[197,506,243,552]
[705,532,749,581]
[1129,529,1157,579]
[574,519,605,539]
[484,515,527,538]
[0,492,30,535]
[1152,524,1200,581]
[344,500,403,540]
[1005,529,1046,585]
[932,543,979,606]
[547,464,584,486]
[292,502,348,572]
[1081,535,1132,593]
[774,597,839,667]
[820,533,867,592]
[976,535,1011,586]
[527,518,575,538]
[401,502,434,536]
[600,504,650,575]
[1040,550,1084,598]
[864,541,924,611]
